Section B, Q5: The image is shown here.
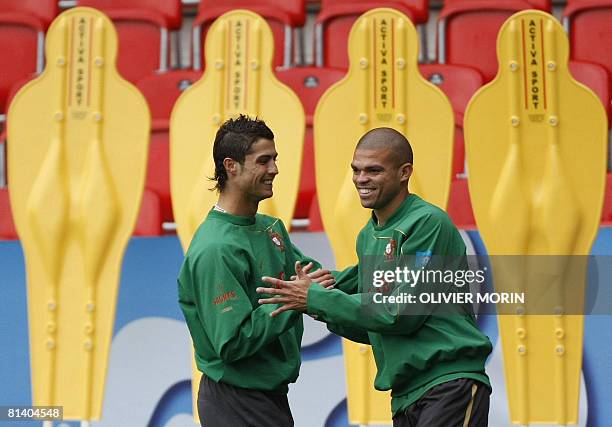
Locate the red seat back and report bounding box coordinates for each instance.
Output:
[419,63,484,228]
[602,173,612,225]
[446,179,476,229]
[565,0,612,96]
[315,0,428,69]
[569,60,611,124]
[275,67,345,218]
[79,0,182,29]
[198,0,306,26]
[136,70,202,223]
[275,67,346,123]
[0,27,37,113]
[419,63,483,126]
[307,194,324,232]
[134,188,163,236]
[136,70,202,129]
[147,131,173,223]
[0,188,17,240]
[320,0,428,23]
[0,0,58,113]
[79,0,182,82]
[194,0,306,69]
[0,0,58,28]
[419,63,483,176]
[439,0,551,82]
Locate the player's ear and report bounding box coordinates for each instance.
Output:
[399,162,413,184]
[223,157,239,176]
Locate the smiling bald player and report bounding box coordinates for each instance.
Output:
[177,115,334,427]
[257,128,493,427]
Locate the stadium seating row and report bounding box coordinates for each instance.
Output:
[2,1,612,110]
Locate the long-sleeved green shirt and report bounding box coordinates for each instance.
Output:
[307,194,492,415]
[178,209,316,393]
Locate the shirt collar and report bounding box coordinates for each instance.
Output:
[208,208,256,226]
[371,194,418,231]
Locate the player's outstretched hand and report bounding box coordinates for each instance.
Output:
[293,262,335,288]
[258,261,313,317]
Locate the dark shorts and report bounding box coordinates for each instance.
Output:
[197,375,294,427]
[393,378,491,427]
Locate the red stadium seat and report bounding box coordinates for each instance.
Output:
[0,0,58,26]
[79,0,183,83]
[419,63,483,176]
[307,195,324,232]
[275,67,345,219]
[1,76,46,189]
[419,63,483,228]
[603,173,612,225]
[569,60,612,124]
[0,0,58,115]
[446,179,476,229]
[134,188,163,236]
[136,70,202,224]
[314,0,429,69]
[136,70,202,130]
[0,129,6,189]
[147,132,173,224]
[193,0,306,69]
[438,0,551,82]
[0,187,18,240]
[275,67,345,124]
[564,0,612,96]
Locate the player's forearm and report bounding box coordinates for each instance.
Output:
[215,305,300,362]
[332,265,359,294]
[307,284,426,335]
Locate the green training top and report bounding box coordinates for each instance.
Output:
[178,209,316,394]
[307,194,492,415]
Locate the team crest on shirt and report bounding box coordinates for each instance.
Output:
[416,250,432,268]
[384,239,397,260]
[269,231,285,251]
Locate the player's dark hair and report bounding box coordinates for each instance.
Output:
[211,115,274,192]
[357,127,413,166]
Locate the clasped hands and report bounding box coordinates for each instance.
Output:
[257,261,334,317]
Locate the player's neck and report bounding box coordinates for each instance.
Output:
[374,190,410,227]
[216,191,259,217]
